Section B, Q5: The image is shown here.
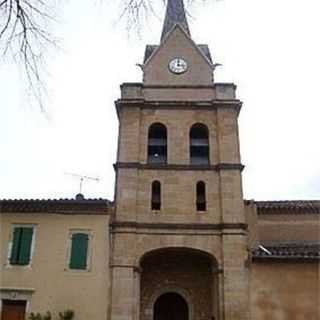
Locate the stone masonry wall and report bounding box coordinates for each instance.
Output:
[140,250,214,320]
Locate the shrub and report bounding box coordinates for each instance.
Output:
[28,311,51,320]
[59,310,74,320]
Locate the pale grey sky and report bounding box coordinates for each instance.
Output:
[1,0,319,201]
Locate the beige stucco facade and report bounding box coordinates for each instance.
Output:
[250,262,320,320]
[0,212,110,320]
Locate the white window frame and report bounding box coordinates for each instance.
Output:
[65,229,92,272]
[6,224,37,269]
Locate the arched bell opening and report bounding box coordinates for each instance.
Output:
[148,123,167,164]
[189,123,209,165]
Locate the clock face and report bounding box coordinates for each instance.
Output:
[169,58,188,74]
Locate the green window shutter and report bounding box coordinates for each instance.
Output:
[69,233,89,270]
[18,228,34,265]
[10,227,22,264]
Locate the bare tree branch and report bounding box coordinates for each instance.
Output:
[118,0,159,36]
[1,0,204,113]
[117,0,199,36]
[0,0,58,112]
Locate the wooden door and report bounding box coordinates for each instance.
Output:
[1,300,26,320]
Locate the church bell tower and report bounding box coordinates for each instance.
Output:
[111,1,250,320]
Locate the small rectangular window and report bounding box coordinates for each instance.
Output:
[196,181,207,212]
[69,233,89,270]
[9,226,34,266]
[151,181,161,211]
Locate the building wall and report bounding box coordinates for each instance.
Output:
[116,105,242,223]
[117,105,240,166]
[250,262,320,320]
[257,213,320,243]
[117,169,221,223]
[1,211,319,320]
[0,213,110,320]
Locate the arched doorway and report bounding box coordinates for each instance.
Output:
[154,292,188,320]
[139,248,219,320]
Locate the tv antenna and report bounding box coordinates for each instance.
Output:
[65,173,100,194]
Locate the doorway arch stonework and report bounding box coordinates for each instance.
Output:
[135,239,222,269]
[139,248,219,320]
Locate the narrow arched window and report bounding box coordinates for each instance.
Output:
[190,123,209,165]
[196,181,206,211]
[148,123,167,164]
[151,181,161,211]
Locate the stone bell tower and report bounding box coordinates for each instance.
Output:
[110,1,250,320]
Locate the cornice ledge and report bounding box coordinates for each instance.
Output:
[111,221,248,231]
[114,163,245,172]
[212,99,242,106]
[115,98,145,107]
[0,287,35,293]
[143,84,215,89]
[119,82,237,90]
[115,99,242,111]
[120,82,143,88]
[214,82,237,89]
[216,163,245,172]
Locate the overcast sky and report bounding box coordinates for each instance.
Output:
[1,0,319,201]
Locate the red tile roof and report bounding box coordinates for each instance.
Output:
[245,200,320,214]
[0,197,113,214]
[252,242,320,261]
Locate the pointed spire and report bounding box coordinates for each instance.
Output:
[161,0,190,42]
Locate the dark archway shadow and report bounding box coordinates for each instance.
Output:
[154,292,188,320]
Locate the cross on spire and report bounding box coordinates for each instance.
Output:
[161,0,190,42]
